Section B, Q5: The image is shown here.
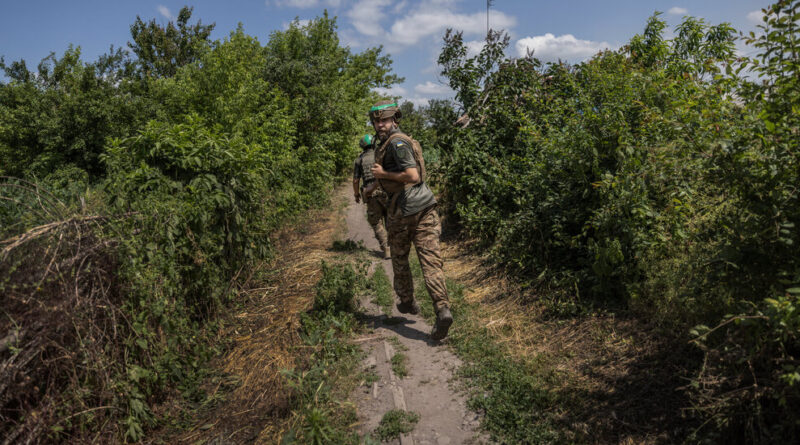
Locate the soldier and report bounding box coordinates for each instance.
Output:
[368,100,453,341]
[353,133,391,259]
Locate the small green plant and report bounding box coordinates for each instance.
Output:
[361,370,380,386]
[373,409,420,441]
[390,353,408,378]
[314,261,363,314]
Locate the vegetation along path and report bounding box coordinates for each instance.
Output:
[344,191,484,445]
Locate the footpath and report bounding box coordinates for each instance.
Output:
[343,192,485,445]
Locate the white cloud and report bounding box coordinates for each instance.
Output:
[465,40,486,58]
[747,10,765,24]
[414,81,450,95]
[282,19,311,29]
[345,1,516,50]
[388,9,516,46]
[667,7,688,15]
[373,85,408,98]
[157,5,175,21]
[348,0,392,37]
[515,33,612,62]
[403,96,430,107]
[272,0,341,8]
[393,0,409,14]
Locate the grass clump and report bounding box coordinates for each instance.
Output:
[367,265,393,316]
[360,370,380,386]
[390,353,409,378]
[314,260,363,313]
[373,409,420,441]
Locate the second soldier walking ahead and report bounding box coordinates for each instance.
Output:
[353,133,390,259]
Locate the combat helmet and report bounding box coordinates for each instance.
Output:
[359,133,373,149]
[369,100,402,122]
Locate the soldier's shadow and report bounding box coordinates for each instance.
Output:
[357,312,440,345]
[368,249,387,260]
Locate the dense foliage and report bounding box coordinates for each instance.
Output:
[431,1,799,442]
[0,8,396,442]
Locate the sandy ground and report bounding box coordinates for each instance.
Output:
[344,193,486,445]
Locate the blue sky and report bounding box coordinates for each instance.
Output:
[1,1,768,105]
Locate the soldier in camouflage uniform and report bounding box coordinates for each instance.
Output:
[368,100,453,341]
[353,133,390,259]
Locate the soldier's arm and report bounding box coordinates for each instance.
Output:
[353,178,361,202]
[372,165,419,184]
[370,139,420,184]
[353,157,362,202]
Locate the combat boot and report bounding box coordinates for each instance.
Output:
[383,246,391,259]
[396,300,420,315]
[430,307,453,341]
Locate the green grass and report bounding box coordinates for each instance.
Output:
[367,265,393,316]
[360,370,380,386]
[390,353,408,378]
[408,251,568,443]
[373,409,420,441]
[330,239,366,252]
[281,257,367,445]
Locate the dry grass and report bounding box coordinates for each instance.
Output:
[165,186,350,445]
[440,240,694,444]
[1,210,125,445]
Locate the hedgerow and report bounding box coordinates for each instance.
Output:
[1,8,396,442]
[433,1,799,442]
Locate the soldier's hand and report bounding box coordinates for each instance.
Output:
[354,192,361,203]
[371,163,385,178]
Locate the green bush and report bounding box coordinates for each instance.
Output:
[434,2,799,441]
[314,261,363,314]
[1,10,398,442]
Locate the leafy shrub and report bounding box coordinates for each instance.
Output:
[314,261,363,314]
[1,10,398,442]
[434,2,799,441]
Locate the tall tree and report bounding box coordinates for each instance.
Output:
[128,6,215,78]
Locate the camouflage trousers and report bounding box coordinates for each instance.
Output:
[364,189,388,250]
[387,204,449,311]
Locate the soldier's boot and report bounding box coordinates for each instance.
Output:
[383,245,391,260]
[431,307,453,341]
[396,300,420,315]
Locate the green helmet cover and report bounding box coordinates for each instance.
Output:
[359,133,373,149]
[369,102,398,113]
[369,100,402,121]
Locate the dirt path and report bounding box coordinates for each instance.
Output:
[344,194,485,445]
